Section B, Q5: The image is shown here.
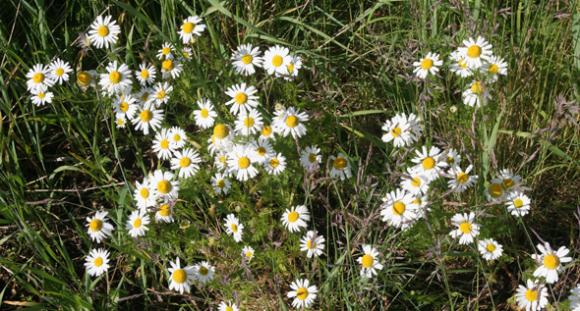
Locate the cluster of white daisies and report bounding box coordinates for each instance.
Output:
[413,36,508,107]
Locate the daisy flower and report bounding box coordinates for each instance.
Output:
[462,79,490,107]
[412,52,442,79]
[263,45,291,75]
[193,98,217,129]
[281,205,310,233]
[483,55,508,82]
[133,178,157,209]
[160,58,183,80]
[225,83,259,115]
[477,239,503,261]
[135,63,156,85]
[231,44,262,76]
[171,148,201,179]
[88,15,120,49]
[449,212,479,245]
[212,173,231,195]
[329,153,352,180]
[358,245,383,278]
[115,113,127,128]
[48,58,72,84]
[259,124,275,141]
[273,106,309,139]
[300,230,325,258]
[214,151,230,171]
[444,148,461,166]
[178,16,205,44]
[152,169,179,200]
[505,192,531,216]
[282,54,302,80]
[458,36,493,69]
[26,64,54,92]
[168,126,187,149]
[400,167,430,195]
[486,178,506,202]
[498,168,522,193]
[76,70,97,91]
[84,248,110,277]
[381,113,422,147]
[152,128,174,160]
[155,201,174,223]
[86,211,114,243]
[235,109,263,136]
[251,139,274,163]
[532,242,572,284]
[132,103,163,135]
[219,301,239,311]
[180,47,193,61]
[114,94,137,119]
[287,278,318,309]
[193,261,215,284]
[99,61,132,95]
[167,257,194,294]
[446,165,478,193]
[149,81,173,107]
[224,214,244,243]
[265,153,286,175]
[157,42,175,60]
[241,246,255,262]
[449,50,472,78]
[411,146,447,181]
[300,145,322,172]
[126,209,150,238]
[30,86,54,106]
[569,284,580,311]
[227,144,260,181]
[135,87,153,105]
[516,279,549,311]
[380,188,419,230]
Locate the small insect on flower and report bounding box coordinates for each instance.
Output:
[126,209,150,238]
[178,16,206,44]
[155,201,174,223]
[380,188,420,230]
[218,301,239,311]
[273,106,309,139]
[135,63,157,86]
[515,279,549,311]
[30,86,54,106]
[483,55,508,82]
[458,36,493,69]
[114,94,137,120]
[167,257,194,294]
[400,167,430,195]
[84,248,110,277]
[287,278,318,309]
[411,146,448,181]
[235,108,263,136]
[231,44,263,76]
[193,261,215,284]
[532,242,572,284]
[26,64,54,92]
[569,284,580,311]
[152,169,179,200]
[134,177,157,209]
[505,192,531,217]
[412,52,443,79]
[160,58,183,80]
[477,239,503,261]
[449,50,472,78]
[462,80,490,107]
[263,45,291,76]
[88,15,120,49]
[224,214,244,243]
[49,58,72,84]
[265,153,287,175]
[358,245,384,279]
[225,83,260,115]
[449,212,479,245]
[227,144,260,181]
[99,61,133,95]
[446,165,478,193]
[300,230,325,258]
[328,153,352,180]
[194,98,217,129]
[241,246,255,262]
[149,81,173,107]
[132,103,164,135]
[300,145,322,173]
[157,42,175,60]
[86,211,114,243]
[281,205,310,233]
[171,148,201,179]
[152,128,175,160]
[212,173,231,195]
[381,113,422,148]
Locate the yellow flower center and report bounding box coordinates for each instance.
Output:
[119,101,129,112]
[156,90,166,100]
[89,219,103,232]
[488,183,503,198]
[361,254,374,268]
[198,266,208,275]
[241,54,253,64]
[162,59,173,71]
[173,134,181,142]
[296,287,309,300]
[217,179,225,188]
[411,177,421,188]
[162,47,171,55]
[447,156,455,164]
[243,117,254,128]
[459,222,472,234]
[133,218,142,228]
[333,157,347,169]
[55,67,65,76]
[261,125,272,137]
[230,223,238,232]
[32,72,44,83]
[179,157,191,168]
[392,201,406,215]
[109,71,121,84]
[488,64,499,74]
[466,45,482,58]
[412,197,422,205]
[234,92,247,104]
[157,180,172,194]
[422,157,435,169]
[272,55,283,67]
[257,147,267,156]
[525,289,538,302]
[200,108,209,118]
[287,211,299,223]
[139,109,153,122]
[285,115,298,128]
[391,126,402,137]
[181,22,194,33]
[269,158,280,168]
[543,254,560,270]
[471,81,483,95]
[502,178,513,189]
[513,198,524,208]
[213,124,229,139]
[420,58,433,69]
[172,269,186,283]
[306,239,315,249]
[486,243,496,252]
[97,25,109,37]
[456,172,468,184]
[94,257,104,267]
[140,69,149,79]
[238,156,250,169]
[158,204,171,217]
[77,71,91,86]
[287,62,295,74]
[458,59,468,69]
[226,307,234,311]
[139,188,149,199]
[308,153,317,163]
[160,139,170,150]
[37,92,46,99]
